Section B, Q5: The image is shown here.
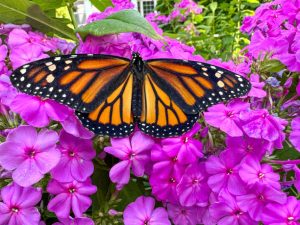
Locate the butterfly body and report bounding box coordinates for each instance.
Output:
[10,52,251,138]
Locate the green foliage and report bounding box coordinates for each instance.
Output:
[90,0,113,11]
[76,9,163,40]
[0,0,77,40]
[157,0,261,60]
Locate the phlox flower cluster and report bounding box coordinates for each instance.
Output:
[0,22,96,224]
[0,0,299,224]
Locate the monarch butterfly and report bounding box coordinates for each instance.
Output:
[10,53,251,137]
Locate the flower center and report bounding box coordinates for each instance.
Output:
[182,137,189,143]
[226,168,233,175]
[172,156,178,162]
[192,178,199,185]
[169,177,176,183]
[258,172,265,179]
[287,216,294,221]
[69,151,76,157]
[25,148,37,158]
[11,206,19,213]
[258,194,264,201]
[246,144,253,152]
[69,187,76,194]
[234,210,243,217]
[181,209,187,215]
[226,111,234,118]
[144,218,150,225]
[129,153,136,160]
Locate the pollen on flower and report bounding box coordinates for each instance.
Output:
[226,168,233,175]
[11,206,19,213]
[68,187,76,194]
[287,216,294,221]
[25,147,36,158]
[258,172,265,179]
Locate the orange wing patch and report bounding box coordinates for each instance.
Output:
[87,73,133,126]
[140,74,187,127]
[78,58,129,70]
[148,61,197,75]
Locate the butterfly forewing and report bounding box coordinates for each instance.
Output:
[10,54,131,112]
[75,72,135,137]
[145,59,251,114]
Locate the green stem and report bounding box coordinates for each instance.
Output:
[67,2,78,30]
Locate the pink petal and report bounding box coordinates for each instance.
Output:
[35,148,61,174]
[34,129,58,150]
[70,159,94,182]
[71,194,92,217]
[0,142,24,170]
[48,194,71,218]
[109,161,131,186]
[0,203,10,225]
[6,125,37,147]
[18,207,41,225]
[131,131,154,153]
[50,156,73,182]
[13,160,43,187]
[44,100,71,122]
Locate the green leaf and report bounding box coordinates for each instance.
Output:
[274,142,300,160]
[90,0,113,11]
[0,0,76,40]
[209,2,218,12]
[76,9,163,40]
[260,59,286,73]
[30,0,65,10]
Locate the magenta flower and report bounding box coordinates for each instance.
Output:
[60,113,94,139]
[240,109,287,149]
[247,74,267,98]
[104,131,154,189]
[53,217,94,225]
[123,196,171,225]
[205,150,246,195]
[239,156,280,190]
[10,94,71,128]
[237,183,287,221]
[0,75,18,106]
[167,203,199,225]
[160,123,203,165]
[290,117,300,152]
[261,196,300,225]
[225,135,269,160]
[204,100,249,137]
[47,178,97,218]
[9,46,48,69]
[177,162,210,207]
[209,190,257,225]
[0,182,42,225]
[0,126,60,187]
[51,130,96,182]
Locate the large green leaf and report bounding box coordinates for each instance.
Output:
[76,9,163,40]
[0,0,76,40]
[90,0,113,12]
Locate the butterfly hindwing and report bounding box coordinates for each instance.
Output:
[145,59,251,114]
[75,72,135,137]
[10,54,131,112]
[138,73,199,137]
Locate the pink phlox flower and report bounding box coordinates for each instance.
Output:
[10,93,72,127]
[51,130,95,182]
[9,45,48,69]
[236,183,287,221]
[60,112,94,139]
[240,109,287,147]
[297,79,300,96]
[47,178,97,218]
[104,131,154,190]
[290,117,300,152]
[123,196,171,225]
[225,135,268,160]
[111,0,135,8]
[261,196,300,225]
[0,125,60,187]
[205,150,247,195]
[239,156,280,190]
[293,165,300,193]
[53,217,94,225]
[0,24,31,35]
[177,162,210,207]
[204,100,250,137]
[0,75,18,106]
[0,182,42,225]
[7,29,53,52]
[247,74,267,98]
[240,109,287,149]
[160,123,203,165]
[167,203,199,225]
[209,190,257,225]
